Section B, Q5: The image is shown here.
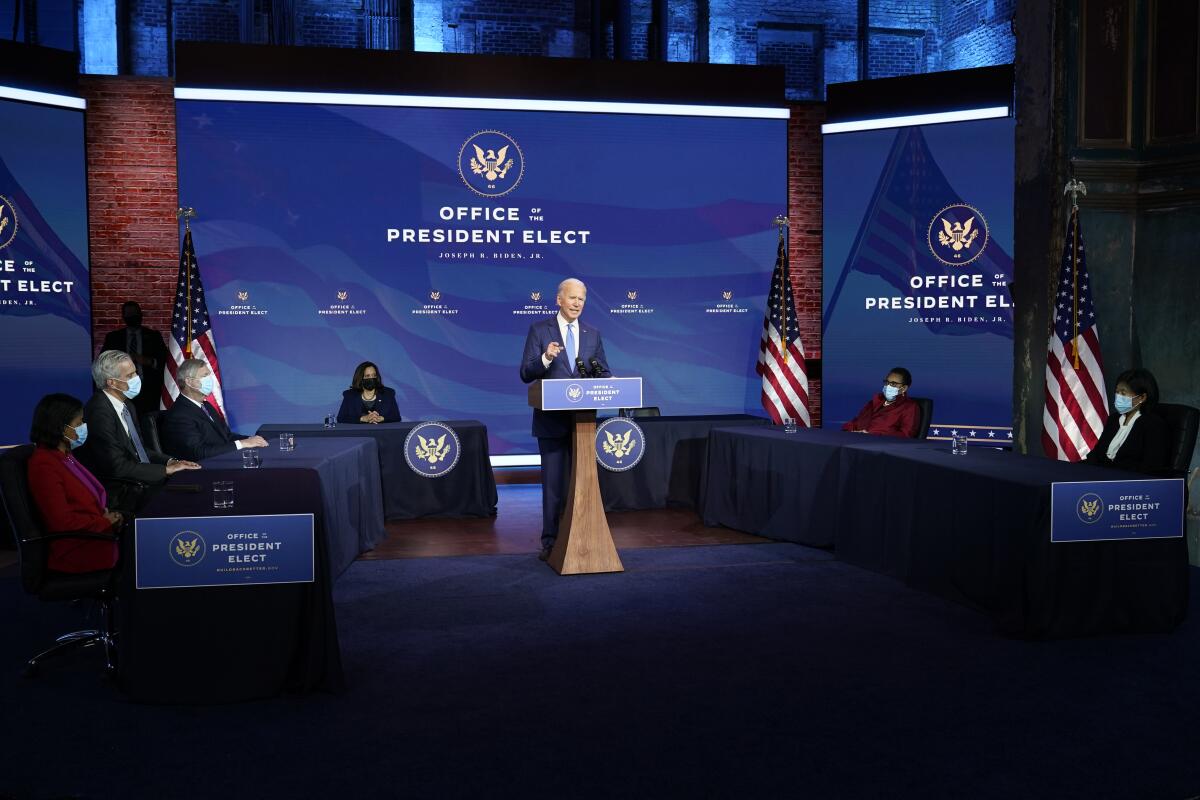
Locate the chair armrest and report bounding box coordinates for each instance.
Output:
[21,531,119,546]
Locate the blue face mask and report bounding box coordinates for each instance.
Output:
[68,423,87,449]
[1113,394,1135,414]
[197,374,215,396]
[120,374,142,400]
[883,385,901,401]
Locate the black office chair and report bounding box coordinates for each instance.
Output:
[141,410,164,455]
[909,397,934,439]
[1157,403,1199,480]
[619,407,661,418]
[0,445,119,678]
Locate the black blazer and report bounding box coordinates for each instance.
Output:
[160,397,247,461]
[1084,408,1170,476]
[76,391,170,492]
[337,386,402,424]
[100,325,170,416]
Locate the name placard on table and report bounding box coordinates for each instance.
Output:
[537,377,643,411]
[1050,479,1184,543]
[135,513,315,589]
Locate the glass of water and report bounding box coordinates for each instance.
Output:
[212,480,234,509]
[241,448,261,468]
[782,417,798,434]
[323,413,336,429]
[279,432,295,452]
[951,434,969,455]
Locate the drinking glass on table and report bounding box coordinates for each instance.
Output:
[323,413,337,429]
[279,432,295,452]
[951,434,969,456]
[211,480,234,509]
[782,416,798,434]
[241,448,261,468]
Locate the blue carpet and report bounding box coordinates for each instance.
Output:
[3,543,1199,799]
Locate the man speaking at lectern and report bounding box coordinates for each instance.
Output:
[520,278,611,561]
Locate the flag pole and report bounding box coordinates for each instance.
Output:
[176,207,196,357]
[1062,180,1086,370]
[774,215,789,364]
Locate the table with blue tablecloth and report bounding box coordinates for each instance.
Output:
[599,414,771,511]
[118,437,383,702]
[257,422,498,521]
[702,426,1188,637]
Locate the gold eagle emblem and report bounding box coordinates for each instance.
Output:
[722,290,733,300]
[430,291,441,301]
[937,216,979,252]
[530,291,542,301]
[336,290,348,301]
[175,537,200,560]
[602,429,637,459]
[627,291,638,301]
[237,290,249,301]
[1079,498,1100,519]
[415,434,451,464]
[470,144,514,182]
[0,205,8,238]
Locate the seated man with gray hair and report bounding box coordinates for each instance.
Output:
[160,358,268,461]
[77,349,200,511]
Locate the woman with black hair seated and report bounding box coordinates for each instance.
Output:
[1085,368,1170,476]
[336,361,402,424]
[26,393,123,573]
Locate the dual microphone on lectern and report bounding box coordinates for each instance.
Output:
[575,357,608,378]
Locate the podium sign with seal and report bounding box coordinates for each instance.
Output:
[533,377,642,412]
[1050,479,1184,543]
[135,513,315,589]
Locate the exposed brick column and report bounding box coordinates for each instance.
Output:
[788,101,824,425]
[80,76,180,354]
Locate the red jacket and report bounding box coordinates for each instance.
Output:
[27,446,118,573]
[842,393,921,438]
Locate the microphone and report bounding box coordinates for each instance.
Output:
[589,357,606,377]
[575,357,591,378]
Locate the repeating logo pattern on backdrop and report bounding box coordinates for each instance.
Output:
[0,195,18,250]
[595,417,646,472]
[169,530,206,567]
[458,130,524,198]
[404,421,461,477]
[927,203,990,267]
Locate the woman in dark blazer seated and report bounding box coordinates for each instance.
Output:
[337,361,402,424]
[1085,368,1170,476]
[26,394,123,573]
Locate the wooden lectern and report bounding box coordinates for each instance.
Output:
[528,378,642,575]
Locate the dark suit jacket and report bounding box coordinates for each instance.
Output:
[100,325,169,415]
[160,397,248,461]
[519,316,611,439]
[336,386,402,424]
[1085,408,1170,476]
[76,390,170,499]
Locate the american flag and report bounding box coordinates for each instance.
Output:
[757,237,811,426]
[161,228,227,420]
[1042,207,1107,460]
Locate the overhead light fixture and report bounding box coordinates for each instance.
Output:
[821,105,1010,134]
[0,85,86,110]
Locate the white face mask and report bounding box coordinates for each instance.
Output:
[120,374,142,400]
[883,385,901,401]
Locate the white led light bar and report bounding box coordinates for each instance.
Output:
[0,85,86,110]
[174,87,789,120]
[821,105,1009,134]
[490,454,541,468]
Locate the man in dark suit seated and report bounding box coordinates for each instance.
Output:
[76,350,201,511]
[519,278,611,562]
[100,301,169,418]
[160,358,268,462]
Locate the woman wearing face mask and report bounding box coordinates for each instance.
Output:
[26,394,123,573]
[841,366,921,438]
[1084,368,1170,475]
[337,361,402,424]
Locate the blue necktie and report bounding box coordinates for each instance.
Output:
[566,322,577,367]
[121,403,150,463]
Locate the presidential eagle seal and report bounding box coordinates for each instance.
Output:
[0,195,18,251]
[927,203,989,267]
[458,130,524,198]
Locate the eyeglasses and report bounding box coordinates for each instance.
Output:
[884,380,906,388]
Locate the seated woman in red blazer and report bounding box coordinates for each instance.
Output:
[27,393,123,573]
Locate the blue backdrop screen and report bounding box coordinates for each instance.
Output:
[0,96,91,446]
[175,100,785,455]
[822,118,1014,442]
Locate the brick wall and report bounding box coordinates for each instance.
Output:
[80,77,180,354]
[788,102,825,425]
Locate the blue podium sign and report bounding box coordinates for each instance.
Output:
[537,377,643,411]
[135,514,315,589]
[1050,479,1184,543]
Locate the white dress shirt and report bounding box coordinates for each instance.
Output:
[541,312,578,369]
[104,391,134,438]
[1106,408,1142,460]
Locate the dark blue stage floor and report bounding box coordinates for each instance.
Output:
[5,540,1199,799]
